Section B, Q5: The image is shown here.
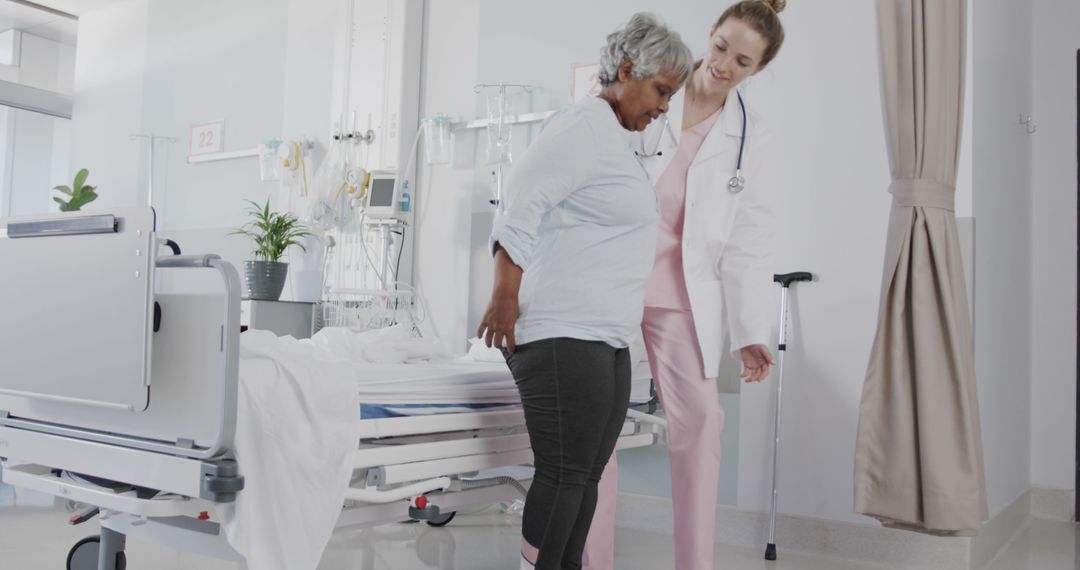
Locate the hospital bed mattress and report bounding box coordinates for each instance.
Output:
[356,359,654,419]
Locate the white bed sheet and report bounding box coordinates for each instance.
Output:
[219,330,360,570]
[219,328,656,569]
[353,359,654,407]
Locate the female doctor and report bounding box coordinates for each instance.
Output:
[583,2,786,569]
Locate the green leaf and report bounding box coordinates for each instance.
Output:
[53,185,73,196]
[235,198,310,263]
[73,169,89,192]
[66,189,98,211]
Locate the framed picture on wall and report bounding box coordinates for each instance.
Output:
[571,63,601,103]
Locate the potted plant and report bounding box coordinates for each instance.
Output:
[53,168,98,212]
[232,199,310,301]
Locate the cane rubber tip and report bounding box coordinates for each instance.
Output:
[765,543,777,561]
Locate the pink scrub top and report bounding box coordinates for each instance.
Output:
[643,107,723,309]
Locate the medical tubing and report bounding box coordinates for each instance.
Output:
[398,124,423,197]
[400,124,426,284]
[163,239,181,255]
[390,280,428,326]
[357,213,386,285]
[392,228,405,283]
[389,230,407,324]
[300,143,309,196]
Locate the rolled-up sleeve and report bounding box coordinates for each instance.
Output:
[489,118,598,270]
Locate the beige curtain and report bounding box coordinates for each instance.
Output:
[854,0,988,536]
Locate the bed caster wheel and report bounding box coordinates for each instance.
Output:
[67,536,127,570]
[426,511,456,527]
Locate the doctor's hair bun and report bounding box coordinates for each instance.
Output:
[717,0,787,67]
[760,0,787,14]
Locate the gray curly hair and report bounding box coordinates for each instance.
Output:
[598,13,694,87]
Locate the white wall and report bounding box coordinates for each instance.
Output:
[735,0,890,524]
[279,0,339,163]
[7,108,61,214]
[68,0,419,302]
[71,0,339,227]
[0,30,75,94]
[67,0,344,296]
[973,0,1035,515]
[69,0,147,210]
[1030,0,1079,493]
[0,31,74,217]
[136,0,289,229]
[413,0,481,357]
[19,32,75,95]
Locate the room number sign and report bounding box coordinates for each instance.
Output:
[189,119,225,156]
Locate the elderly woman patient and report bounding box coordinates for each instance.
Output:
[475,13,693,570]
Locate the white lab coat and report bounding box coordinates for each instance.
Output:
[638,89,776,378]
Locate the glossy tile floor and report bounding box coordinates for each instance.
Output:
[2,483,1077,569]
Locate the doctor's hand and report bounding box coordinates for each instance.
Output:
[739,344,774,383]
[477,289,519,352]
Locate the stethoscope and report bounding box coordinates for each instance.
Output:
[727,91,747,193]
[636,91,748,194]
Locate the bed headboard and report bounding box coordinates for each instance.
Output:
[0,207,242,460]
[0,208,157,411]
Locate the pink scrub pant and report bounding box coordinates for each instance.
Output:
[582,306,725,570]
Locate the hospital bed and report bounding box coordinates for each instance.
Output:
[0,208,664,570]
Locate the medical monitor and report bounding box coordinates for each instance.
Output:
[364,171,399,218]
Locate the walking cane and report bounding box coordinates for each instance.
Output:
[765,271,814,561]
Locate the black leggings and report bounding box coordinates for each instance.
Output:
[504,338,631,570]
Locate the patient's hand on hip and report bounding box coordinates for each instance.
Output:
[739,344,774,383]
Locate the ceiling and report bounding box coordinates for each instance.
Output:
[25,0,125,17]
[0,0,139,45]
[0,1,78,45]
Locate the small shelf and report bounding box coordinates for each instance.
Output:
[187,148,259,164]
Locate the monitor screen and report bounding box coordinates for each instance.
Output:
[369,178,395,208]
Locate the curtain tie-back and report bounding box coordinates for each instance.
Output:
[888,178,955,211]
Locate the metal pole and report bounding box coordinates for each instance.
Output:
[766,286,789,561]
[764,271,812,561]
[97,526,126,570]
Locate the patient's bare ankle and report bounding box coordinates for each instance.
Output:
[521,538,539,567]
